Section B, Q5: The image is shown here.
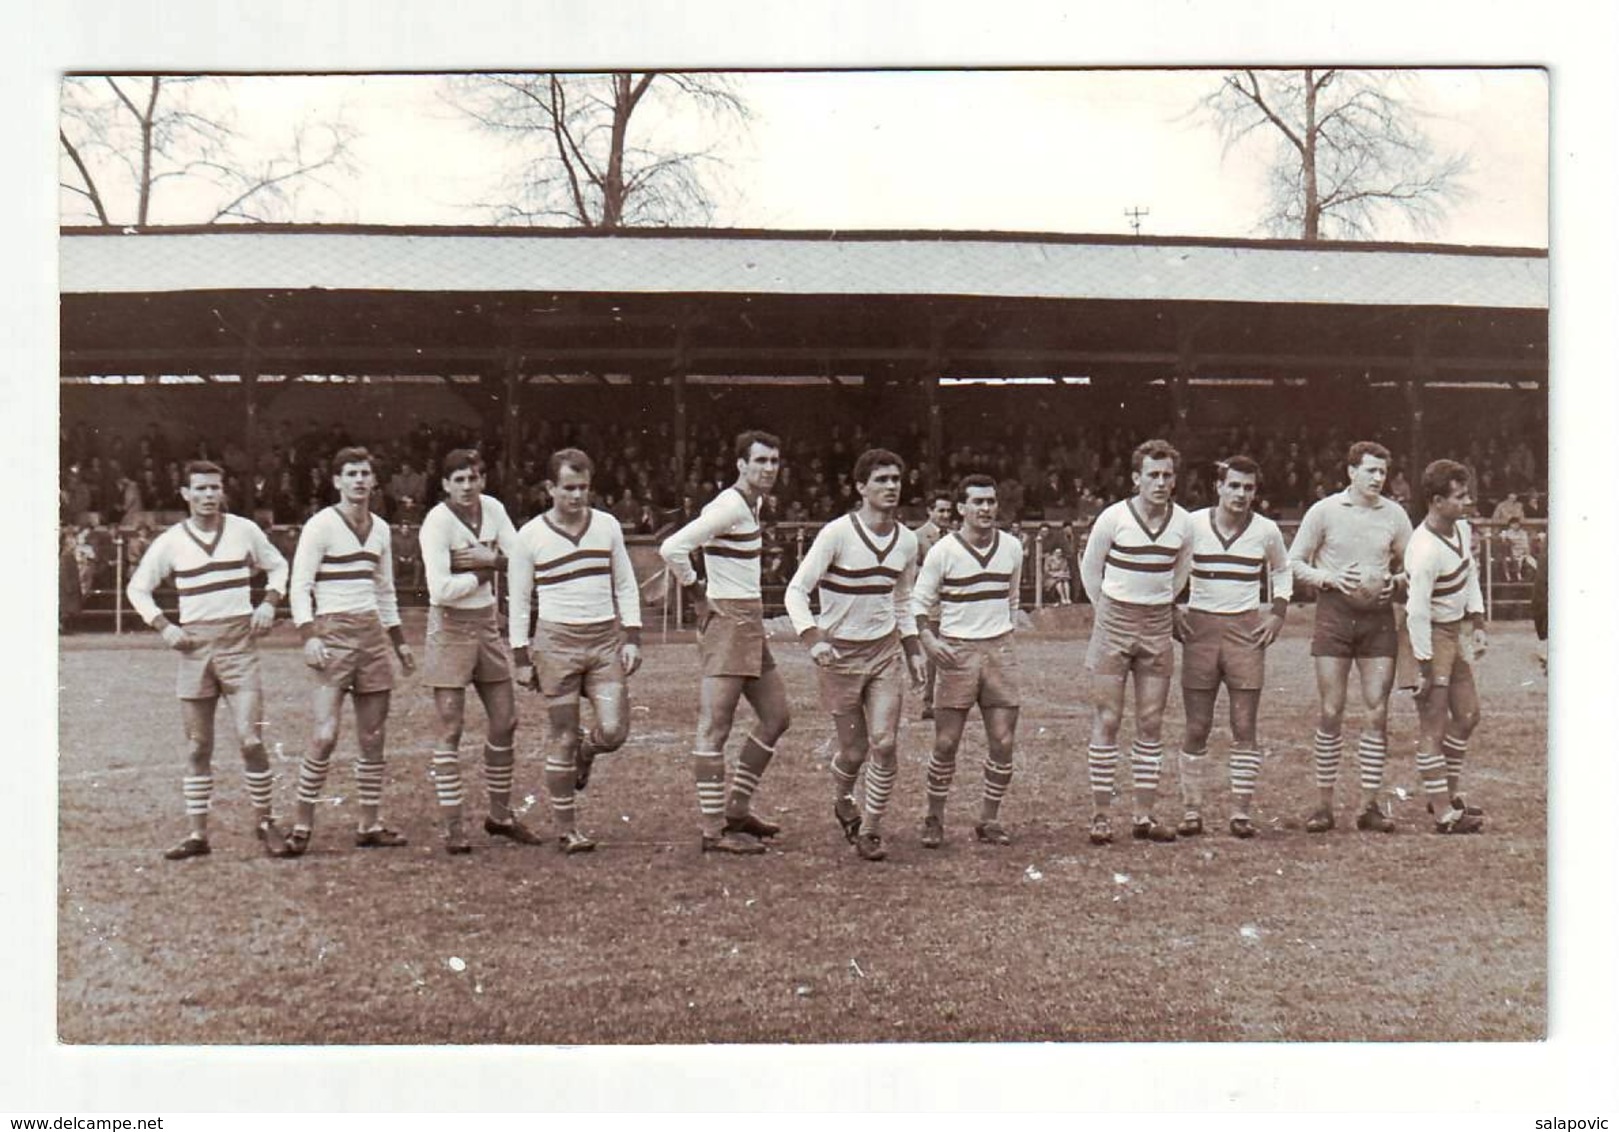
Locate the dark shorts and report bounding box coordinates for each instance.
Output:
[1181,607,1267,691]
[1399,617,1477,690]
[1312,591,1398,659]
[1086,598,1176,679]
[817,630,906,715]
[176,616,261,701]
[311,611,394,694]
[697,597,776,679]
[422,605,511,688]
[934,632,1021,711]
[533,619,626,705]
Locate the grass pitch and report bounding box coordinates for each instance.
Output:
[57,611,1546,1044]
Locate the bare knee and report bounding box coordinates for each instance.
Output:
[1451,706,1482,737]
[183,735,213,774]
[868,736,898,767]
[595,717,629,752]
[239,740,268,773]
[310,723,339,758]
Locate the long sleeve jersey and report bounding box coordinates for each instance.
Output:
[1404,518,1485,660]
[1288,490,1413,591]
[1184,508,1293,613]
[910,529,1023,639]
[1079,499,1194,606]
[659,486,761,600]
[784,512,920,644]
[508,509,642,645]
[126,515,288,626]
[418,494,521,610]
[289,506,401,628]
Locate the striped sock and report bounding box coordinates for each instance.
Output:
[243,768,274,816]
[924,752,956,818]
[726,735,775,819]
[1179,748,1209,813]
[830,750,862,807]
[1417,747,1449,804]
[694,751,726,837]
[1442,735,1468,793]
[861,758,897,835]
[1356,734,1388,793]
[1229,747,1262,804]
[482,744,514,819]
[431,749,464,811]
[1313,730,1343,789]
[980,756,1014,823]
[544,753,577,832]
[182,774,213,818]
[296,752,332,807]
[1130,739,1165,790]
[1087,744,1119,798]
[355,760,385,808]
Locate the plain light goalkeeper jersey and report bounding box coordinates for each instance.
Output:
[911,530,1023,639]
[1288,489,1412,591]
[419,494,521,610]
[1404,518,1485,661]
[659,486,762,601]
[508,509,642,645]
[1079,499,1194,606]
[126,515,289,626]
[784,512,920,644]
[1184,507,1293,614]
[289,505,402,628]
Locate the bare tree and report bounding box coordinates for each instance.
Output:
[444,72,748,228]
[1198,69,1469,240]
[59,75,357,227]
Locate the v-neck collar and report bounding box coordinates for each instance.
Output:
[849,511,899,564]
[543,509,593,547]
[1126,498,1173,542]
[447,498,483,539]
[1425,519,1466,559]
[1208,508,1253,551]
[332,504,374,548]
[180,518,225,558]
[952,529,1000,569]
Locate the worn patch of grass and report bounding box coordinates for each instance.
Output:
[57,612,1546,1044]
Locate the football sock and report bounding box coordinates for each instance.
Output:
[861,756,897,835]
[1313,730,1343,789]
[431,748,464,814]
[355,759,385,827]
[1087,743,1119,806]
[980,755,1014,823]
[1356,733,1388,793]
[1442,735,1468,796]
[296,751,332,807]
[726,735,775,819]
[1417,746,1449,807]
[694,750,727,837]
[1229,747,1262,810]
[924,752,956,819]
[830,749,863,808]
[1130,739,1164,817]
[482,743,515,821]
[544,752,577,832]
[243,768,274,817]
[182,774,212,819]
[1179,747,1209,813]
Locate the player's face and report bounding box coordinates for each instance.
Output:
[858,463,903,513]
[1348,454,1388,499]
[738,443,780,493]
[929,499,954,528]
[1217,470,1258,516]
[958,486,998,530]
[549,464,591,518]
[181,473,224,518]
[1433,480,1472,523]
[333,461,374,504]
[442,465,484,508]
[1133,456,1176,507]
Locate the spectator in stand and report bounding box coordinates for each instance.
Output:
[1531,530,1548,673]
[1523,490,1545,522]
[1498,517,1533,582]
[73,527,98,596]
[1387,469,1412,508]
[611,488,642,533]
[117,473,142,523]
[60,527,83,630]
[1043,538,1074,605]
[387,461,426,516]
[1492,491,1525,523]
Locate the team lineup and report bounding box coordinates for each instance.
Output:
[126,430,1491,863]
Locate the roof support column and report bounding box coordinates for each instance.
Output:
[926,321,945,486]
[241,368,259,517]
[1406,321,1434,483]
[1172,317,1198,450]
[500,353,521,502]
[671,320,690,480]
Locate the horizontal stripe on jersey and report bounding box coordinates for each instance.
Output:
[1084,499,1193,605]
[912,530,1022,639]
[660,486,763,601]
[1404,518,1483,660]
[510,509,641,640]
[290,507,400,626]
[784,513,919,642]
[1184,508,1290,614]
[126,515,288,626]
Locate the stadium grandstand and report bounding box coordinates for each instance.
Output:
[58,224,1547,629]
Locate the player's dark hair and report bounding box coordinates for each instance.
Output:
[182,460,224,486]
[956,473,998,503]
[440,448,484,479]
[735,430,782,461]
[330,446,373,475]
[1421,458,1470,505]
[1131,438,1181,474]
[548,447,594,481]
[851,447,905,487]
[1218,454,1261,486]
[1347,440,1391,470]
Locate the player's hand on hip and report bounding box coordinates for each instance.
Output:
[302,637,330,670]
[161,624,199,653]
[249,601,277,635]
[620,642,643,677]
[395,642,416,674]
[808,640,835,668]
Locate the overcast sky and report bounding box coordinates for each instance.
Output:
[71,68,1548,246]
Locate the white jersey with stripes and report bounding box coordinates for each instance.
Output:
[289,505,402,628]
[419,494,521,610]
[658,485,762,601]
[1079,498,1194,606]
[911,529,1023,639]
[126,514,289,626]
[784,511,920,643]
[508,508,642,645]
[1184,507,1293,614]
[1404,518,1485,660]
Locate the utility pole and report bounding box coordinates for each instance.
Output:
[1125,206,1150,236]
